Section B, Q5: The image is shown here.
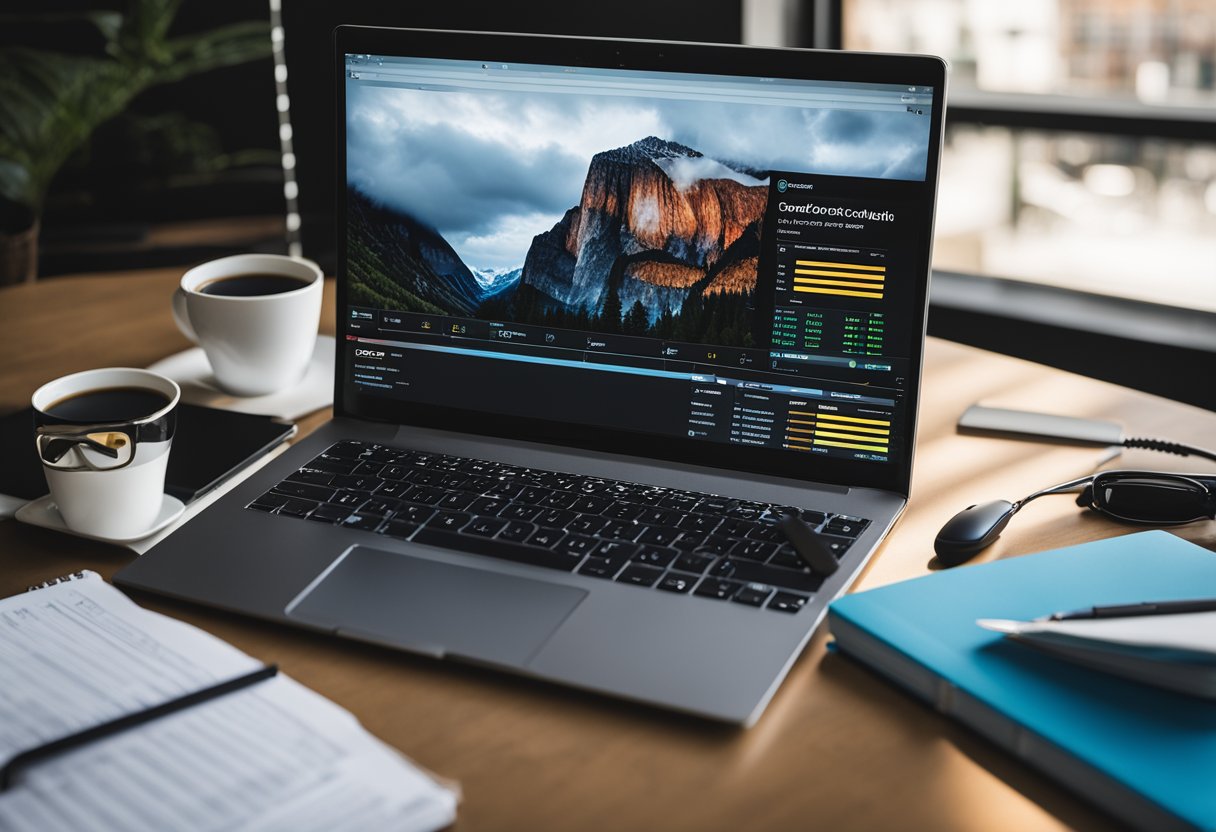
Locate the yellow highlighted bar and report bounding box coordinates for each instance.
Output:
[788,418,815,426]
[793,286,883,300]
[819,424,889,436]
[814,438,890,453]
[815,429,890,447]
[785,434,812,443]
[795,260,885,272]
[794,277,888,291]
[794,269,885,281]
[818,413,890,426]
[789,410,814,417]
[786,426,814,435]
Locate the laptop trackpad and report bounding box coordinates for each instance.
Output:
[285,545,587,667]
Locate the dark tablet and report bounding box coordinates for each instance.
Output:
[0,404,295,505]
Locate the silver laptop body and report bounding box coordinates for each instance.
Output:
[117,28,946,726]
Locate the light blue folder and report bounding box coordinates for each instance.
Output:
[828,530,1216,832]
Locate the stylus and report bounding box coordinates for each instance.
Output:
[779,515,839,577]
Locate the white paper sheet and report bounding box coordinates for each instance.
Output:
[0,573,457,832]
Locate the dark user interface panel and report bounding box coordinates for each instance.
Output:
[343,55,934,466]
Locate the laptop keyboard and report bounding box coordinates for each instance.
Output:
[247,440,869,614]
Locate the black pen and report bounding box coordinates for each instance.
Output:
[1044,598,1216,622]
[0,663,278,791]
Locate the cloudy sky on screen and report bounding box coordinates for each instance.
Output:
[346,82,931,271]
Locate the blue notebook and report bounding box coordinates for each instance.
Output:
[828,531,1216,832]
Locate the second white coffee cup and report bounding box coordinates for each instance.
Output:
[173,253,323,397]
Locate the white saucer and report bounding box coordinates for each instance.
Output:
[147,334,334,421]
[15,494,186,545]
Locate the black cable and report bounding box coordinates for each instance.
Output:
[1123,437,1216,464]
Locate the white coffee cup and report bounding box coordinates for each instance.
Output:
[172,253,323,396]
[32,368,180,539]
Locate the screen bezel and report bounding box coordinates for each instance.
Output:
[334,25,947,496]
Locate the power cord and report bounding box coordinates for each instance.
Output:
[1122,437,1216,464]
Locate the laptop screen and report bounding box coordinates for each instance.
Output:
[339,32,943,492]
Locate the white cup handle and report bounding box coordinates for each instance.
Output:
[171,287,199,344]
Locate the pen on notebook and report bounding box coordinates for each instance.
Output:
[1041,598,1216,622]
[0,663,278,791]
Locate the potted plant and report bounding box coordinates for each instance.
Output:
[0,0,271,284]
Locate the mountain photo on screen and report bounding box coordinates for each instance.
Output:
[345,75,928,347]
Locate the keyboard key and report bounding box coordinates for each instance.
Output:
[732,539,776,561]
[673,553,715,574]
[246,500,281,513]
[567,514,609,535]
[278,498,319,518]
[578,556,626,579]
[801,510,828,526]
[600,520,642,541]
[341,512,385,531]
[379,464,410,480]
[592,540,639,559]
[557,534,597,557]
[308,503,352,523]
[678,514,720,534]
[824,516,868,538]
[252,491,291,509]
[569,496,613,514]
[617,564,663,587]
[499,520,535,543]
[406,470,443,486]
[465,517,507,537]
[534,508,576,529]
[768,592,809,613]
[331,474,382,492]
[324,441,367,459]
[352,461,384,477]
[362,498,402,516]
[769,548,806,570]
[412,527,580,572]
[376,481,412,499]
[484,482,524,500]
[518,486,552,504]
[657,572,697,593]
[820,535,855,559]
[271,481,335,502]
[637,526,681,546]
[733,583,774,607]
[602,502,643,521]
[469,497,508,516]
[692,497,733,514]
[632,546,677,568]
[660,495,698,511]
[330,490,366,507]
[405,486,443,505]
[426,510,471,531]
[715,559,824,593]
[304,454,359,475]
[499,503,541,521]
[437,492,477,510]
[287,469,333,485]
[381,520,418,539]
[690,535,734,556]
[396,505,435,524]
[693,579,740,600]
[527,527,566,549]
[636,507,679,526]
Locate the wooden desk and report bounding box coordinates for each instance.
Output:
[3,269,1214,831]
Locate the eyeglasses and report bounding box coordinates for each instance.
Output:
[1074,471,1216,525]
[34,408,173,472]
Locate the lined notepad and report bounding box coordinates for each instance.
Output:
[0,571,457,832]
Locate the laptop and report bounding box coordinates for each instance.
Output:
[117,27,946,726]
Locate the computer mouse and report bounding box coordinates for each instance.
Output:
[933,499,1017,567]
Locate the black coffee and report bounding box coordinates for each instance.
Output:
[46,387,171,422]
[198,273,310,297]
